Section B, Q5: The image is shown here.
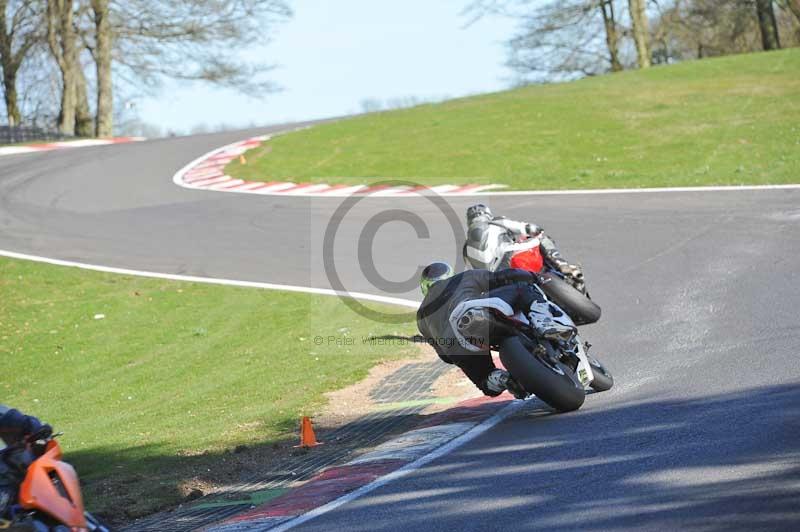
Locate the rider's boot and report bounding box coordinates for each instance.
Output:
[484,369,528,399]
[528,302,575,340]
[504,374,528,400]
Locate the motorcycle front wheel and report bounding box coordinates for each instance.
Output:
[499,336,585,412]
[588,355,614,392]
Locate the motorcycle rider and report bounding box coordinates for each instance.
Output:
[0,405,50,518]
[463,204,585,292]
[417,262,574,398]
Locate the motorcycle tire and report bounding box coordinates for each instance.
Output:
[499,336,585,412]
[539,272,601,326]
[588,355,614,392]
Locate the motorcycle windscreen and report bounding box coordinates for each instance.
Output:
[510,248,544,273]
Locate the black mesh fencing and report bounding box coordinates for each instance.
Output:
[0,125,73,145]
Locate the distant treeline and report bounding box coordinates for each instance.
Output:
[466,0,800,81]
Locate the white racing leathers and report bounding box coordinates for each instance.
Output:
[463,217,565,273]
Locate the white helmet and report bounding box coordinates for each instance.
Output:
[466,204,492,225]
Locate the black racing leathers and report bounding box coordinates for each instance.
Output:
[0,406,46,517]
[0,406,44,447]
[417,269,545,396]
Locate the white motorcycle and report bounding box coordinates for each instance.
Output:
[452,281,613,412]
[464,234,602,326]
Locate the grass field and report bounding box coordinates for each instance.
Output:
[227,50,800,189]
[0,257,417,520]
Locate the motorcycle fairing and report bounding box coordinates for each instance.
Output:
[19,441,88,528]
[518,300,596,388]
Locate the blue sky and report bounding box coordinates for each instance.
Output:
[136,0,518,133]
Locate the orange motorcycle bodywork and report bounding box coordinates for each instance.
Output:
[18,440,88,529]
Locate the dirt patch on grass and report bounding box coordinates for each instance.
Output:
[114,343,480,529]
[317,358,419,422]
[317,343,479,425]
[429,354,482,407]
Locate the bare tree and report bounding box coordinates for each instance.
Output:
[23,0,289,136]
[465,0,631,80]
[67,0,290,137]
[465,0,628,81]
[0,0,41,126]
[650,0,767,61]
[109,1,291,94]
[360,98,383,113]
[628,0,651,67]
[755,0,781,49]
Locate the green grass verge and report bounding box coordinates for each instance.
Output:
[0,257,417,520]
[227,50,800,189]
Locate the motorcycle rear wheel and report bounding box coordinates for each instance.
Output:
[499,336,585,412]
[539,272,601,326]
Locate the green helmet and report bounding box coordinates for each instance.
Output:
[420,262,454,296]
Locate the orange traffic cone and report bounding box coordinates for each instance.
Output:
[294,416,322,448]
[239,154,247,165]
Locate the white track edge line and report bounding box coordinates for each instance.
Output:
[0,249,420,309]
[466,183,800,196]
[182,182,800,198]
[266,398,527,532]
[172,135,800,197]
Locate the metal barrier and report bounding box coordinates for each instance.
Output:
[0,126,72,145]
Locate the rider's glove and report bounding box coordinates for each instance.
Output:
[26,424,52,443]
[525,223,543,237]
[559,263,583,280]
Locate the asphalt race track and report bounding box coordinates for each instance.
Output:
[2,126,799,531]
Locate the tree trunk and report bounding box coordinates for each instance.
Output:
[756,0,781,50]
[599,0,623,72]
[2,69,20,126]
[628,0,651,68]
[48,0,78,136]
[74,65,93,136]
[92,0,112,137]
[58,0,78,136]
[0,0,20,126]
